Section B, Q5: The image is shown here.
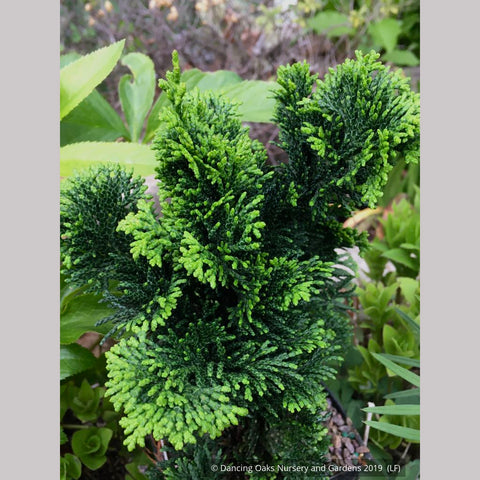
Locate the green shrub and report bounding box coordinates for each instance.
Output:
[60,50,419,475]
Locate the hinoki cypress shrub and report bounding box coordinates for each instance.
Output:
[60,51,419,477]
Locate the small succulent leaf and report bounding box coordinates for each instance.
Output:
[71,427,113,471]
[60,39,125,119]
[60,453,82,480]
[70,380,103,423]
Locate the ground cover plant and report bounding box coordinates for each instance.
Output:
[60,42,420,478]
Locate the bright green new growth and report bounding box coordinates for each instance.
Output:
[60,50,420,471]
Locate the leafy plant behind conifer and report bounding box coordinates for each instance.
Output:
[60,50,419,475]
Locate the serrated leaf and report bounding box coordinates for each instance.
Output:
[60,90,129,146]
[60,141,156,177]
[60,52,82,69]
[60,344,97,380]
[60,39,125,119]
[119,53,156,142]
[371,353,420,387]
[364,420,420,442]
[368,18,401,53]
[363,404,420,415]
[383,49,420,67]
[306,11,354,38]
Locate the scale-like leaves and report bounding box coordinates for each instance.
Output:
[61,51,420,466]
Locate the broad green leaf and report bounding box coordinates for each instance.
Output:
[371,353,420,387]
[383,49,419,67]
[195,69,243,91]
[60,141,156,177]
[364,420,420,442]
[306,11,354,38]
[368,18,401,53]
[119,53,156,142]
[143,69,278,143]
[60,39,125,120]
[60,90,129,146]
[380,353,420,368]
[381,248,418,270]
[60,344,97,380]
[60,289,114,345]
[384,387,420,401]
[222,80,278,123]
[363,404,420,416]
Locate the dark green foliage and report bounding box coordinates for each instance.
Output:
[60,50,420,474]
[263,51,419,261]
[60,163,147,293]
[146,437,225,479]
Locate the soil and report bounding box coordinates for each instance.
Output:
[323,396,373,480]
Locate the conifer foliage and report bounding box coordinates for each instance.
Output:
[60,50,419,476]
